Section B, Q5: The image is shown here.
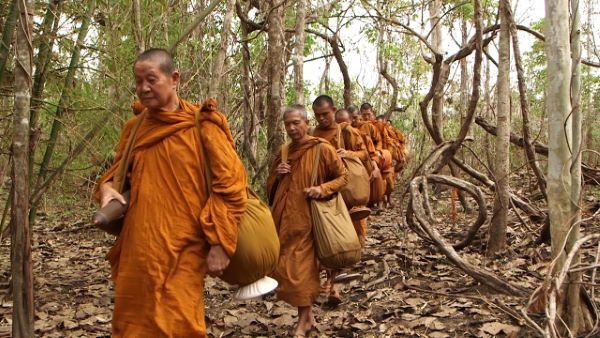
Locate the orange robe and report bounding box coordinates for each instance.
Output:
[358,121,385,205]
[267,137,348,306]
[95,98,247,337]
[373,121,396,197]
[312,122,369,242]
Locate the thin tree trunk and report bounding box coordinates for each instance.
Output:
[31,0,96,225]
[508,6,547,201]
[208,0,236,104]
[239,1,258,173]
[545,0,590,333]
[0,0,18,85]
[429,0,444,141]
[293,0,307,104]
[488,0,511,255]
[29,0,61,182]
[11,0,34,335]
[132,0,145,54]
[265,0,285,166]
[567,0,588,332]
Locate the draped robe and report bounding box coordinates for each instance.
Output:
[267,137,348,306]
[357,121,386,205]
[95,98,247,337]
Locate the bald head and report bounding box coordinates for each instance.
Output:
[134,48,175,75]
[335,108,350,123]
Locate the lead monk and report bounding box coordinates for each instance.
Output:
[267,105,348,337]
[96,48,248,337]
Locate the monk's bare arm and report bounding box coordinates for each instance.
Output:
[94,116,139,204]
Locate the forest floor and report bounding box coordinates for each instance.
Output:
[0,174,599,337]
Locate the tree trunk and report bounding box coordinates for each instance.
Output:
[31,0,96,225]
[567,0,587,332]
[429,0,444,141]
[545,0,591,333]
[29,0,61,182]
[11,0,34,335]
[239,1,258,174]
[488,0,511,255]
[265,0,285,167]
[293,0,307,104]
[508,5,547,201]
[131,0,145,54]
[0,0,18,86]
[208,0,236,105]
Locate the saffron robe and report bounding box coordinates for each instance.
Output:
[267,137,348,306]
[95,98,247,337]
[311,122,369,241]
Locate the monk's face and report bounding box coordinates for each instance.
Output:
[134,60,180,113]
[335,110,350,124]
[284,111,309,142]
[350,111,361,128]
[361,108,375,121]
[313,102,336,129]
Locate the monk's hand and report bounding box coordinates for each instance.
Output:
[207,245,230,277]
[370,165,381,181]
[99,182,127,208]
[275,162,291,176]
[304,186,325,199]
[336,148,348,158]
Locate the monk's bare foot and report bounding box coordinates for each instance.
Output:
[294,306,314,337]
[327,286,342,306]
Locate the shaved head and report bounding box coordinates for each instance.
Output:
[134,48,175,75]
[283,104,308,120]
[312,95,335,108]
[335,108,350,123]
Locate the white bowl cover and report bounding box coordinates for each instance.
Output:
[234,276,278,300]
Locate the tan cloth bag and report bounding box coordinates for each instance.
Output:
[307,144,361,269]
[337,126,370,208]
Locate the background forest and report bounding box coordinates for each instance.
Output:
[1,0,600,337]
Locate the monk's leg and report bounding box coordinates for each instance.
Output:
[294,306,314,337]
[325,269,342,305]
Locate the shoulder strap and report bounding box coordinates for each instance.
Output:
[336,124,343,149]
[281,143,290,163]
[113,110,147,193]
[194,110,213,197]
[310,143,322,186]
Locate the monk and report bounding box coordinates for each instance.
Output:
[372,115,397,208]
[311,96,369,244]
[96,48,248,337]
[267,105,348,338]
[388,120,409,174]
[359,103,387,209]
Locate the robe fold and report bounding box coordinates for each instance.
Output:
[267,136,348,306]
[312,122,369,241]
[95,98,247,338]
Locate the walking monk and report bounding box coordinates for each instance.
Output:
[311,96,369,244]
[96,48,248,337]
[359,103,387,209]
[267,105,348,337]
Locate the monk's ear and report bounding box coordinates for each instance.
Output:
[171,70,180,87]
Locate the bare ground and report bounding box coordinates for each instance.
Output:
[0,178,599,337]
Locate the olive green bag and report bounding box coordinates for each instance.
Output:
[195,112,280,292]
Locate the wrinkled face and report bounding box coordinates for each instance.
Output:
[313,102,336,128]
[335,110,351,124]
[361,108,375,121]
[284,110,309,141]
[350,111,361,127]
[134,60,180,112]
